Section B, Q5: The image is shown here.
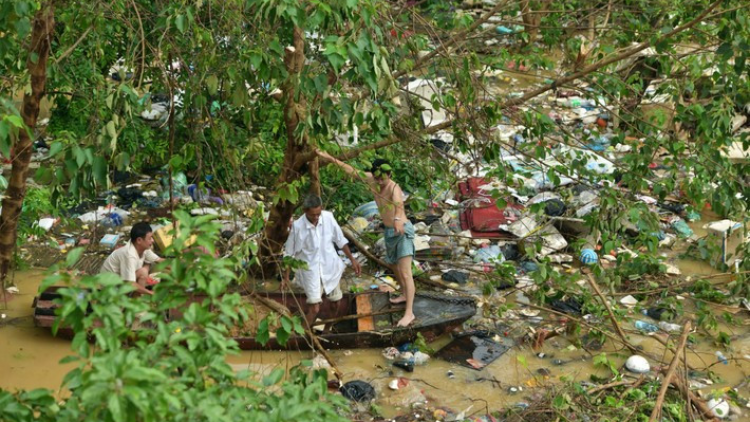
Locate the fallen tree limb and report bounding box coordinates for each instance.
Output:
[342,227,392,270]
[524,303,641,355]
[251,292,343,381]
[341,226,457,291]
[586,274,630,349]
[649,320,692,422]
[670,376,719,422]
[586,377,640,395]
[649,332,698,371]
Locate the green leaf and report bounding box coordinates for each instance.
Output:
[0,121,9,158]
[281,316,292,333]
[124,367,167,382]
[206,74,219,95]
[175,14,186,33]
[106,121,117,139]
[256,318,270,345]
[276,325,290,345]
[93,156,107,186]
[0,120,8,140]
[62,368,83,391]
[108,395,124,422]
[73,147,86,167]
[327,53,346,73]
[716,42,733,60]
[6,115,24,129]
[263,367,284,386]
[65,248,85,267]
[49,141,63,157]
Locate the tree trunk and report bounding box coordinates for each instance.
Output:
[520,0,550,41]
[309,156,321,197]
[0,5,55,286]
[257,27,309,278]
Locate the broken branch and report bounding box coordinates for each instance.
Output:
[251,292,343,381]
[649,320,692,422]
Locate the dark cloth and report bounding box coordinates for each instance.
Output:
[442,270,469,284]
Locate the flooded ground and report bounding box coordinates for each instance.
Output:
[2,263,749,419]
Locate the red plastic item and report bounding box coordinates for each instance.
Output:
[457,177,524,238]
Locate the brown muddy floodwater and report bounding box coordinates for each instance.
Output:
[2,265,749,419]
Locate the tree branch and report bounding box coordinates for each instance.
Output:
[650,320,692,422]
[54,26,92,65]
[586,274,630,348]
[393,0,511,79]
[502,0,723,108]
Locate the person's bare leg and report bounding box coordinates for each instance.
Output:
[324,298,346,331]
[304,303,321,327]
[388,263,407,304]
[135,267,149,288]
[395,256,415,327]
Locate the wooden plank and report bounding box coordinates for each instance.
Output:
[370,292,395,330]
[356,294,375,332]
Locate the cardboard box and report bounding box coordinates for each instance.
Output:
[100,234,121,249]
[153,223,197,253]
[705,220,748,267]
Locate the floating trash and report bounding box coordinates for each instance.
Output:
[707,398,729,419]
[625,355,650,373]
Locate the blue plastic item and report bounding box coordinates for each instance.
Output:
[685,209,701,222]
[496,26,514,34]
[397,342,418,353]
[353,201,379,219]
[653,231,667,241]
[671,219,694,238]
[100,234,121,249]
[518,261,539,273]
[635,320,659,333]
[102,213,123,227]
[473,245,504,263]
[580,248,598,265]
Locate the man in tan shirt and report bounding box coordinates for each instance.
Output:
[100,222,163,295]
[317,152,416,327]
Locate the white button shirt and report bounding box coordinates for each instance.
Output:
[99,242,161,282]
[284,211,348,298]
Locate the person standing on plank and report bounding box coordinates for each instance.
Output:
[316,152,416,327]
[283,194,362,325]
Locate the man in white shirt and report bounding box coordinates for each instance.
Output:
[100,222,163,295]
[283,195,361,325]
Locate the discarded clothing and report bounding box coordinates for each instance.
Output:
[549,297,582,316]
[442,270,470,284]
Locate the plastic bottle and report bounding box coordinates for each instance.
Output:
[715,351,728,365]
[658,321,681,332]
[635,320,659,333]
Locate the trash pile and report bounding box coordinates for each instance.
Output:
[18,170,266,273]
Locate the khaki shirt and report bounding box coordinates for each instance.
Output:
[99,242,160,282]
